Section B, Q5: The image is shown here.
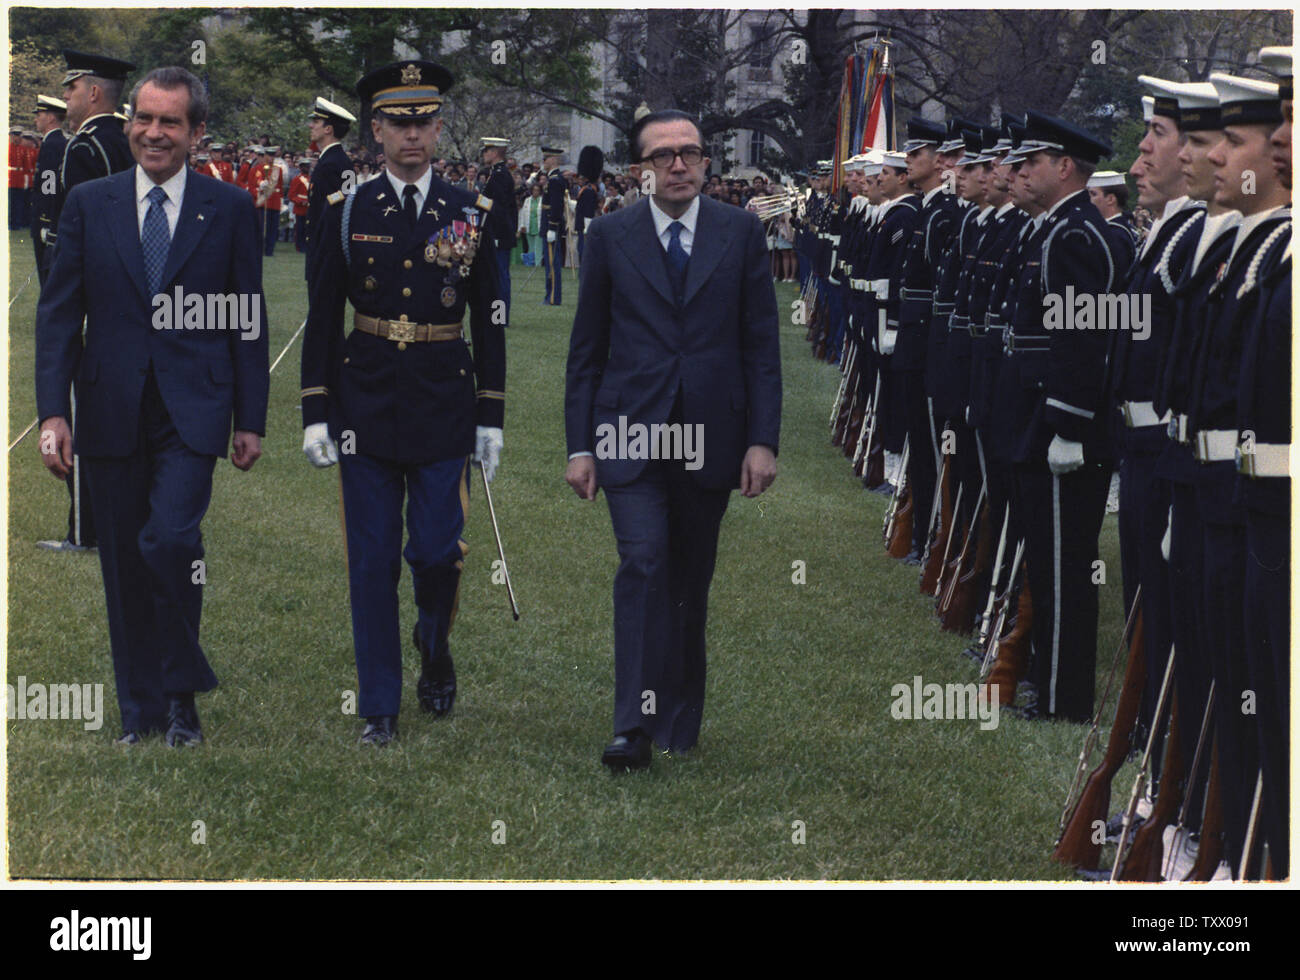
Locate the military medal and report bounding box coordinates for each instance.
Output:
[425,242,437,263]
[364,276,377,292]
[441,286,457,307]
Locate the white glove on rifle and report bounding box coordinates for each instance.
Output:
[547,230,557,243]
[303,422,339,468]
[1047,434,1085,475]
[475,426,503,483]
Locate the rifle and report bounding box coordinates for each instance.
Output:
[943,488,993,634]
[920,459,953,596]
[938,481,980,609]
[1187,745,1225,880]
[1161,681,1216,881]
[882,436,910,547]
[852,367,881,477]
[976,503,1011,651]
[1110,646,1176,882]
[1238,770,1264,882]
[887,484,913,559]
[1052,607,1145,870]
[931,483,964,599]
[982,572,1032,707]
[1057,586,1143,839]
[830,338,858,444]
[842,349,867,458]
[979,538,1023,680]
[1116,690,1184,881]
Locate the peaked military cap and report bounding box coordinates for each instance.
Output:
[35,94,67,114]
[311,96,357,126]
[902,118,946,153]
[357,61,453,119]
[61,49,135,87]
[1019,110,1112,164]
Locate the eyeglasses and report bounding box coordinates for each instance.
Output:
[643,145,704,169]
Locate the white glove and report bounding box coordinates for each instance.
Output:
[547,230,557,243]
[302,422,339,468]
[1047,435,1086,475]
[1161,505,1172,561]
[475,426,503,483]
[880,327,898,356]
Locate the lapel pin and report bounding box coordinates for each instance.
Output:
[383,205,397,217]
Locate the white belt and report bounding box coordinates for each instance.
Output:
[869,278,890,299]
[850,278,869,291]
[1237,443,1290,478]
[829,235,841,245]
[1194,429,1238,463]
[1121,401,1170,429]
[1167,413,1190,444]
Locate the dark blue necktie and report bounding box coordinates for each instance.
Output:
[142,184,171,296]
[403,184,418,230]
[666,219,689,300]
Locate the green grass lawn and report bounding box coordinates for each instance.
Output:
[6,227,1132,880]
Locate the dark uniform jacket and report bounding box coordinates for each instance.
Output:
[301,172,505,465]
[542,167,567,238]
[46,114,132,262]
[896,186,958,373]
[966,203,1028,430]
[482,160,517,250]
[305,141,350,273]
[31,127,68,246]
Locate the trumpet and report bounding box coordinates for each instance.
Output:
[748,185,804,222]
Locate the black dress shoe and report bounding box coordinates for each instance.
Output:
[601,730,651,771]
[414,626,456,717]
[164,695,203,747]
[359,716,398,746]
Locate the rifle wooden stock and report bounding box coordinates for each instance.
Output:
[943,495,993,634]
[1161,681,1216,881]
[977,503,1012,650]
[887,488,914,558]
[1111,646,1176,882]
[982,574,1031,707]
[1187,745,1225,880]
[1052,607,1145,870]
[980,539,1023,680]
[883,439,911,555]
[938,482,984,617]
[920,458,953,595]
[1116,694,1184,881]
[842,373,866,458]
[1057,587,1144,839]
[830,340,856,443]
[850,370,877,473]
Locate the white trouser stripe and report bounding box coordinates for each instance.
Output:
[1051,474,1061,715]
[927,396,940,470]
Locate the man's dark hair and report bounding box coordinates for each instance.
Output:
[87,74,125,112]
[324,118,350,141]
[129,66,209,129]
[629,108,703,162]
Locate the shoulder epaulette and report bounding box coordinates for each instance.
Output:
[328,190,345,205]
[476,193,493,212]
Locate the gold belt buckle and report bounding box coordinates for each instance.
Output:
[387,320,417,343]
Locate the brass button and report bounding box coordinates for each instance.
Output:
[404,259,413,269]
[397,341,407,351]
[367,257,375,265]
[459,368,466,376]
[399,314,409,322]
[402,287,411,297]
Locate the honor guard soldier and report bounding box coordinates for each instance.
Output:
[479,136,516,319]
[300,60,505,747]
[213,143,234,182]
[31,95,68,284]
[1236,44,1290,879]
[540,144,568,304]
[287,159,311,252]
[1185,72,1288,878]
[306,96,357,277]
[573,145,603,266]
[35,50,135,554]
[1109,79,1204,761]
[1087,170,1139,270]
[1005,111,1120,722]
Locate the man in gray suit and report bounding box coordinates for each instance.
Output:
[564,109,782,769]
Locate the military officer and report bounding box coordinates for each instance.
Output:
[30,95,68,285]
[479,136,517,320]
[1006,112,1120,723]
[1087,170,1138,270]
[305,95,357,278]
[300,60,506,746]
[35,50,135,554]
[573,145,603,267]
[540,144,568,305]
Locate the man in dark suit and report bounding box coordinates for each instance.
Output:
[564,109,781,769]
[35,66,269,746]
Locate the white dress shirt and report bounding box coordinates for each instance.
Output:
[648,194,699,256]
[136,164,187,238]
[384,166,433,217]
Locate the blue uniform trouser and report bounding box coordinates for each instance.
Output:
[496,246,512,322]
[258,207,277,256]
[797,251,810,291]
[543,235,564,304]
[826,282,846,364]
[339,452,471,718]
[84,371,219,734]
